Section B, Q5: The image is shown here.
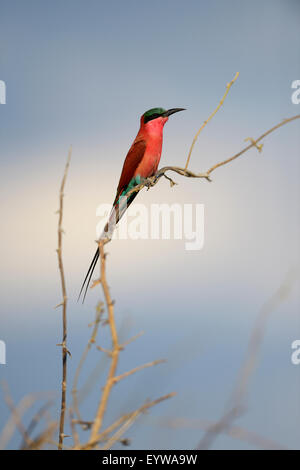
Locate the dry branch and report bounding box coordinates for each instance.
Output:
[56,146,72,450]
[87,241,121,446]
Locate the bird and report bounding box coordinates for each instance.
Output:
[78,107,185,302]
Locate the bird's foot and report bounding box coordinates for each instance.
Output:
[140,176,156,190]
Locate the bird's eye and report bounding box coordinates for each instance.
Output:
[144,113,161,124]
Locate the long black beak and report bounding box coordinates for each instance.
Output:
[163,108,186,117]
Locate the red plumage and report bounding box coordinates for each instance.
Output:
[114,114,168,204]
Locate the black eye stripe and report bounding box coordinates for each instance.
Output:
[144,113,161,124]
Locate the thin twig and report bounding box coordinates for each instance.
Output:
[185,72,240,170]
[56,146,72,450]
[206,114,300,175]
[120,331,145,348]
[112,359,166,384]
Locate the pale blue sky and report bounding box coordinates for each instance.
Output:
[0,0,300,449]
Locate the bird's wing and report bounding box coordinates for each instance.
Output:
[79,140,146,303]
[114,138,147,205]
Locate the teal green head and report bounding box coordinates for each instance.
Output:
[142,107,185,125]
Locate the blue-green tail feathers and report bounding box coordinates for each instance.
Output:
[78,177,140,303]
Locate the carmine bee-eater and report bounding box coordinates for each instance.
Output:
[79,107,185,302]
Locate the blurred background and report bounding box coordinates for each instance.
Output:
[0,0,299,449]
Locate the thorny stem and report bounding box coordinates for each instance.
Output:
[57,147,72,450]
